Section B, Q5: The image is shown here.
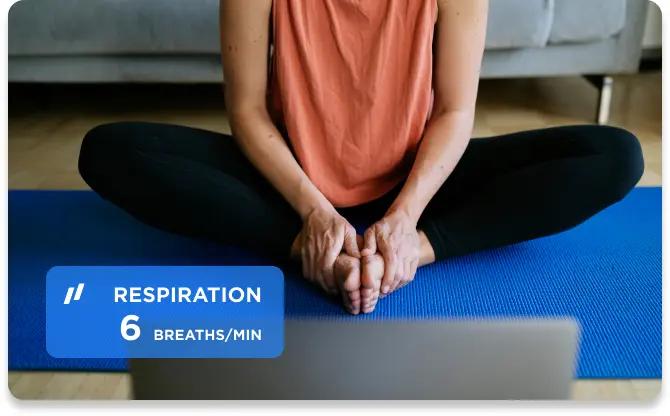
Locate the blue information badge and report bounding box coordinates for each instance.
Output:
[46,266,284,359]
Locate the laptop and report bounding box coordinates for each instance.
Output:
[131,318,579,400]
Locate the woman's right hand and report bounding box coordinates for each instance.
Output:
[299,206,360,294]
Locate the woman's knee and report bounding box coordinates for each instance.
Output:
[78,122,141,188]
[589,125,644,201]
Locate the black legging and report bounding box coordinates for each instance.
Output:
[78,122,643,261]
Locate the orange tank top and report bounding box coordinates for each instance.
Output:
[269,0,437,207]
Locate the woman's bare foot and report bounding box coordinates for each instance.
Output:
[360,253,384,313]
[334,253,362,315]
[359,231,433,304]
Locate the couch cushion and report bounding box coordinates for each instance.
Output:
[549,0,627,44]
[11,0,557,55]
[10,0,624,55]
[9,0,220,55]
[485,0,554,49]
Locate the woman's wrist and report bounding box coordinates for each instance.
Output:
[289,175,335,220]
[387,195,423,227]
[296,193,335,221]
[385,203,420,228]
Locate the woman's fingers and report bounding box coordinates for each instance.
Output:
[301,247,310,281]
[298,208,362,296]
[391,260,405,292]
[409,258,419,282]
[401,258,413,290]
[320,244,340,294]
[361,227,377,257]
[309,247,320,285]
[377,233,397,295]
[340,214,421,297]
[319,224,345,294]
[343,226,361,258]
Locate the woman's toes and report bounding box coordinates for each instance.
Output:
[347,288,361,314]
[360,254,384,313]
[342,267,360,293]
[334,254,361,315]
[362,290,379,313]
[360,287,373,304]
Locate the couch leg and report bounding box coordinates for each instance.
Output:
[585,75,613,125]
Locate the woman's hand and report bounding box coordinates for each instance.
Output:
[362,210,420,295]
[300,207,360,294]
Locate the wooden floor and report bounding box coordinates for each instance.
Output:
[6,372,663,401]
[7,72,662,400]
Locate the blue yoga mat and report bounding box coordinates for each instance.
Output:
[8,189,661,378]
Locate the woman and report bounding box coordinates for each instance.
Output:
[79,0,643,315]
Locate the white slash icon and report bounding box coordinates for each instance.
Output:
[63,283,85,304]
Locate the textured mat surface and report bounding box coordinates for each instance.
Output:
[8,189,661,378]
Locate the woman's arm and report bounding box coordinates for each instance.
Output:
[220,0,328,219]
[220,0,359,291]
[390,0,488,220]
[363,0,488,293]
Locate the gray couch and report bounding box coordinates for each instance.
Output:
[9,0,650,123]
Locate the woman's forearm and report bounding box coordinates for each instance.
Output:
[387,0,486,226]
[220,0,334,222]
[229,106,334,220]
[388,109,474,224]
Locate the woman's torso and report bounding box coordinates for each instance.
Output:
[269,0,437,207]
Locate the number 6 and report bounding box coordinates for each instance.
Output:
[121,314,141,341]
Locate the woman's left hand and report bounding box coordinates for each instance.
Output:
[362,211,420,295]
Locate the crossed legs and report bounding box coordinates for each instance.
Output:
[79,122,643,314]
